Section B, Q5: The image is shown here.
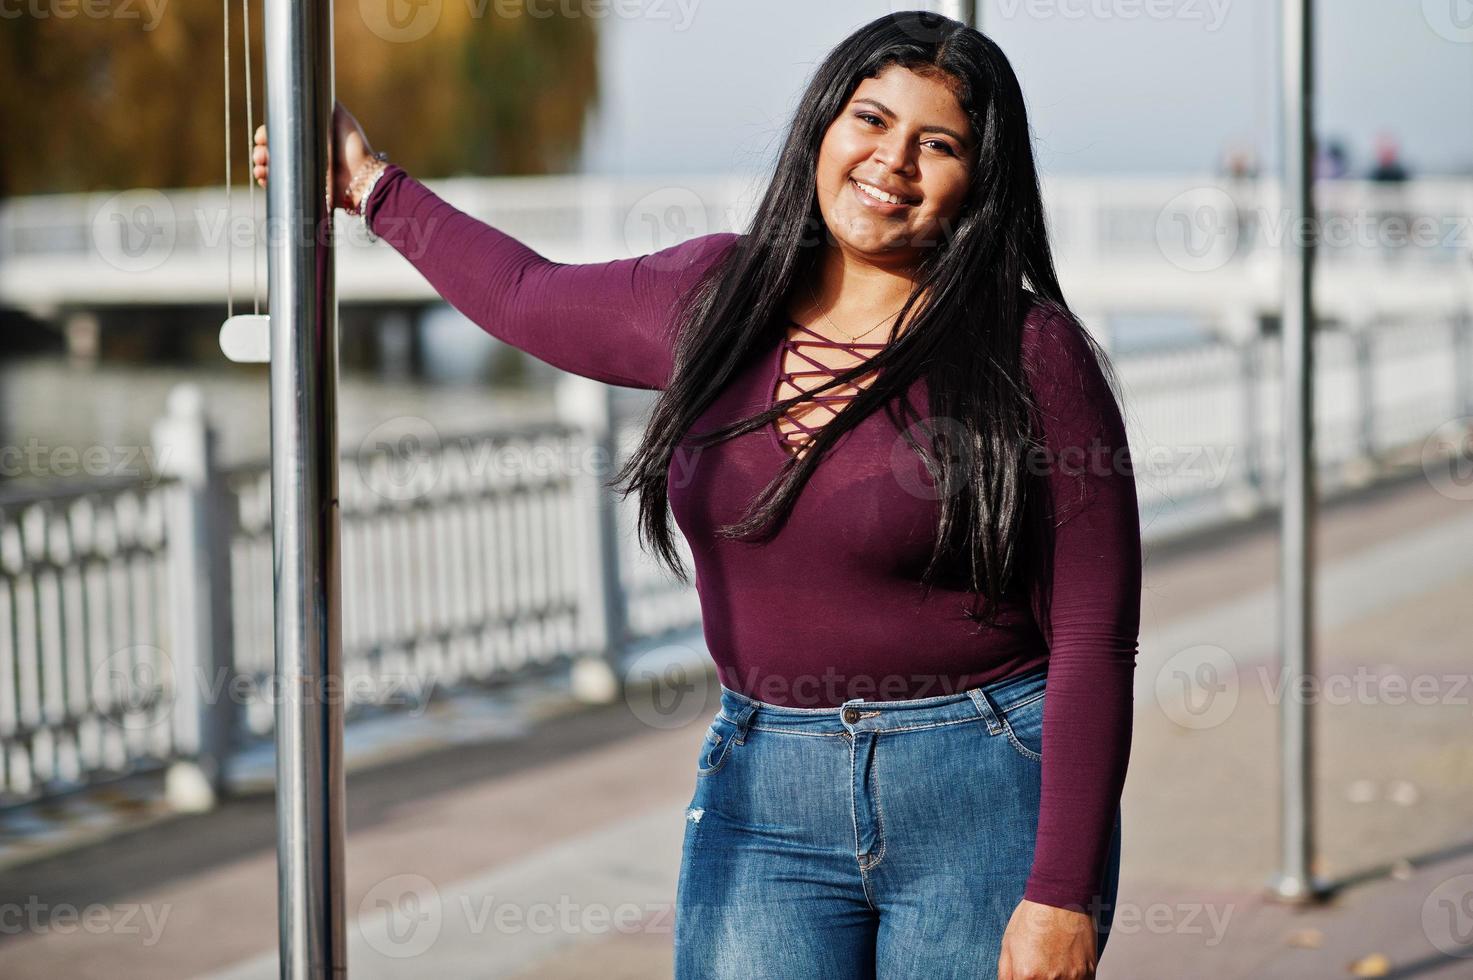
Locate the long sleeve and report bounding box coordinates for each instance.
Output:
[1019,305,1143,913]
[362,164,739,390]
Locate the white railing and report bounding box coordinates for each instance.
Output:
[0,312,1469,809]
[3,175,1470,325]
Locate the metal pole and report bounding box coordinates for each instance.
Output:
[938,0,978,28]
[263,0,347,973]
[1267,0,1324,904]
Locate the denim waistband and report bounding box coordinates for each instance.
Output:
[714,664,1048,738]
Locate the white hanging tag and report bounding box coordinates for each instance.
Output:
[220,314,271,363]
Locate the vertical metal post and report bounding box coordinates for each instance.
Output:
[1239,335,1263,499]
[1455,309,1473,417]
[1354,327,1376,463]
[556,374,627,705]
[1267,0,1324,904]
[263,0,346,974]
[153,383,238,812]
[938,0,978,28]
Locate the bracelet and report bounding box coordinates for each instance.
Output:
[344,151,390,241]
[344,151,389,214]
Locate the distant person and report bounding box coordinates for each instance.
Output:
[1219,143,1261,257]
[1368,133,1410,182]
[1220,141,1259,180]
[255,13,1138,979]
[1317,137,1350,180]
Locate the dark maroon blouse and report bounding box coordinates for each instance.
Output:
[365,164,1142,914]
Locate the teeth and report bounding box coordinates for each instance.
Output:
[853,178,905,205]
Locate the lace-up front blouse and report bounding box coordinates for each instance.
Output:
[770,322,889,458]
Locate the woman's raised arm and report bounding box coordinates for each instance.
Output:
[363,165,740,390]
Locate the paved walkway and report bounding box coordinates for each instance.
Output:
[0,470,1469,978]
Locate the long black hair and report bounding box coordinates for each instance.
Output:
[612,11,1123,629]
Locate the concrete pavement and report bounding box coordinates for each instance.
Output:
[0,469,1469,978]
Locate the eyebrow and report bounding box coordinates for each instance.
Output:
[851,98,972,146]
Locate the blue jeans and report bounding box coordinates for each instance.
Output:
[673,667,1122,979]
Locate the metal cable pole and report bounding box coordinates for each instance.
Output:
[938,0,978,28]
[1267,0,1325,905]
[263,0,347,972]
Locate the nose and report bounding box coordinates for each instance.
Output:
[870,130,916,177]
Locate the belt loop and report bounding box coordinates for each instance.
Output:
[966,687,1004,735]
[728,701,758,744]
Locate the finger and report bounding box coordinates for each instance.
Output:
[254,124,266,143]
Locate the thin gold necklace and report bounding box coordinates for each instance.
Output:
[806,281,902,345]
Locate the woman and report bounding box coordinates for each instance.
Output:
[256,12,1140,979]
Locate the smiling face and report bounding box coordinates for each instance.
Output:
[813,64,977,270]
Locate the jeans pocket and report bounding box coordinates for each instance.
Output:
[696,712,739,776]
[997,689,1045,763]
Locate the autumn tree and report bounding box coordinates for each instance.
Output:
[0,0,600,197]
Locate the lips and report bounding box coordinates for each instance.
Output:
[850,177,917,208]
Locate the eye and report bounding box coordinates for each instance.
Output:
[856,111,884,126]
[925,139,957,156]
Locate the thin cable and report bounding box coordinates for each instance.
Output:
[243,0,260,314]
[223,0,232,320]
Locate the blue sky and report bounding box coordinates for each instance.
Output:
[579,0,1473,178]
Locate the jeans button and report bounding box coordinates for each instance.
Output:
[841,707,860,724]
